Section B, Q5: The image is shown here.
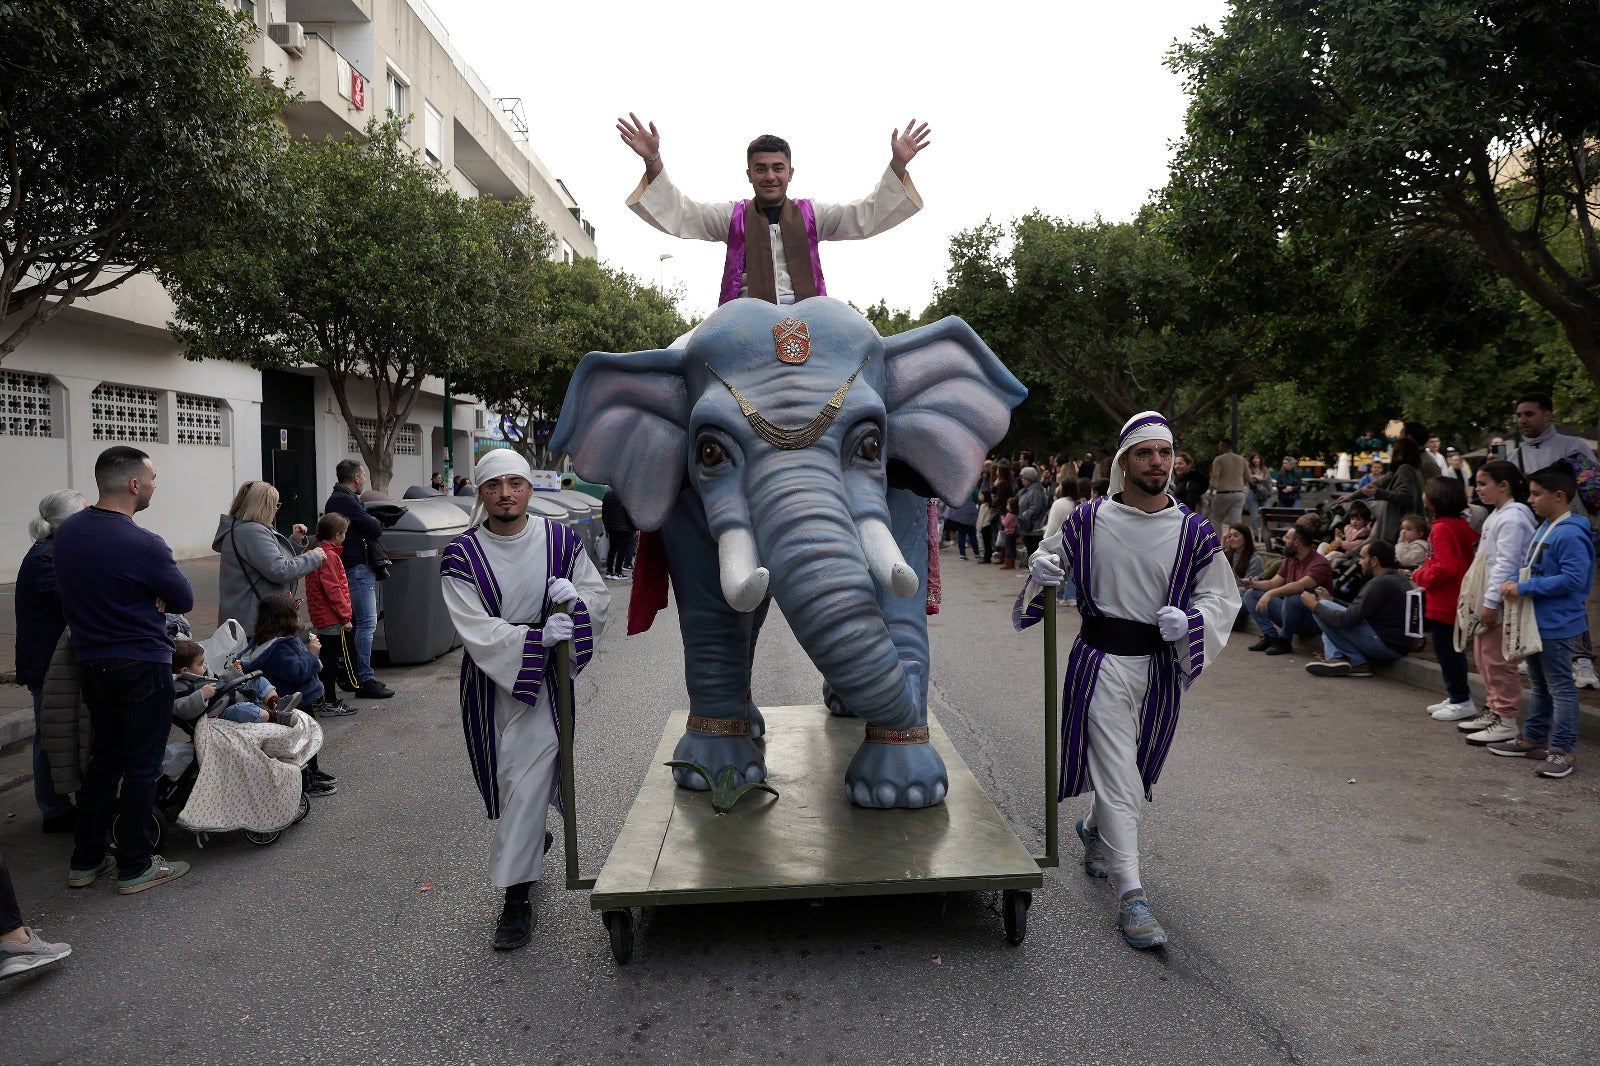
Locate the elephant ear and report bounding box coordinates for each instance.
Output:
[882,316,1028,505]
[550,348,689,530]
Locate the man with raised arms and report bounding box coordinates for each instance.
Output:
[617,113,931,306]
[1013,411,1240,949]
[441,450,609,951]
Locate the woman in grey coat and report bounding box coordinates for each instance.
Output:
[1353,437,1425,545]
[213,481,325,633]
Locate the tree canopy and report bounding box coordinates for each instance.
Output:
[1164,0,1600,386]
[1,0,288,360]
[165,121,533,491]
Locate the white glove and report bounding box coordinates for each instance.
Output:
[1156,606,1188,642]
[1028,552,1065,587]
[540,612,575,647]
[546,577,578,607]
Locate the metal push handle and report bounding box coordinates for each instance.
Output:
[1034,591,1060,869]
[554,610,595,891]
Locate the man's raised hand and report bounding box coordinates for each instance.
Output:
[616,113,660,161]
[889,118,932,175]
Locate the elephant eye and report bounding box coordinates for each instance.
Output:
[698,440,725,468]
[856,434,882,463]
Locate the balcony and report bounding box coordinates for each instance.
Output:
[285,0,372,23]
[281,32,371,141]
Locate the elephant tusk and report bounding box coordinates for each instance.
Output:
[718,528,770,613]
[860,519,920,598]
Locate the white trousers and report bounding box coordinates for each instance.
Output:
[489,688,559,889]
[1082,652,1152,889]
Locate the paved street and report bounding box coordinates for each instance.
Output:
[3,547,1596,1065]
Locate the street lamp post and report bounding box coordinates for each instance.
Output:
[659,252,673,289]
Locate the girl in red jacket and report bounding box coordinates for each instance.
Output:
[305,513,357,717]
[1413,476,1480,721]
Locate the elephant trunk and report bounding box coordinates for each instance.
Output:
[746,462,920,731]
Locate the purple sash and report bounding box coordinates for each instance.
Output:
[1012,498,1219,800]
[719,198,826,305]
[440,523,595,819]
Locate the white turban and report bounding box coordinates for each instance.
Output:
[1107,410,1174,497]
[469,449,534,527]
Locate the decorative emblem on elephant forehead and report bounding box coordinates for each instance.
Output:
[773,317,811,364]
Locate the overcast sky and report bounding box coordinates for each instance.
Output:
[430,0,1233,323]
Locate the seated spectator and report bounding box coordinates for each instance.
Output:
[1356,460,1385,490]
[172,640,297,726]
[244,594,336,797]
[1395,514,1431,570]
[1243,525,1332,655]
[1302,539,1414,678]
[1323,502,1373,564]
[1224,523,1264,587]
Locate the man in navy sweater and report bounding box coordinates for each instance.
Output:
[54,447,195,895]
[323,460,393,699]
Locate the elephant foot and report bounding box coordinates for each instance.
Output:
[844,732,948,809]
[822,683,857,718]
[671,720,765,791]
[746,702,767,739]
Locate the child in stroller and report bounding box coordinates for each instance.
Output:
[172,640,299,727]
[243,594,338,797]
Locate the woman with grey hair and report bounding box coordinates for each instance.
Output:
[212,480,325,634]
[14,489,87,831]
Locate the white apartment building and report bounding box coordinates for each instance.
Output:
[0,0,597,583]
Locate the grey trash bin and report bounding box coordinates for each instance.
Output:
[367,498,469,665]
[547,489,601,567]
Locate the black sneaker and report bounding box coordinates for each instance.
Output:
[315,699,358,717]
[303,777,337,798]
[493,900,535,951]
[355,679,394,699]
[1247,637,1275,652]
[309,769,338,786]
[1263,639,1294,656]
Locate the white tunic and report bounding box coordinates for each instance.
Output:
[440,519,609,888]
[627,165,923,300]
[1036,497,1239,888]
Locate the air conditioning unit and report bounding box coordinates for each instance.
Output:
[267,21,306,57]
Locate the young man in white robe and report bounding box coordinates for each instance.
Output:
[616,113,931,306]
[441,451,609,950]
[1014,412,1239,949]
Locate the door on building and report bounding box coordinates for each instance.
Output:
[260,370,317,538]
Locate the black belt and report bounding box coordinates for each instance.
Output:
[1080,615,1167,656]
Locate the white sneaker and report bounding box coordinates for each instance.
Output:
[1430,699,1478,722]
[1457,708,1498,733]
[1425,698,1455,715]
[1466,716,1520,745]
[1575,659,1599,689]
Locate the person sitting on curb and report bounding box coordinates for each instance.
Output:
[1242,525,1332,655]
[1301,539,1413,678]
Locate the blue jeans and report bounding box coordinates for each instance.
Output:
[346,563,377,683]
[217,702,267,725]
[1525,633,1581,755]
[953,523,979,559]
[1427,618,1471,703]
[29,686,72,820]
[70,659,175,880]
[1313,603,1402,668]
[1243,588,1317,641]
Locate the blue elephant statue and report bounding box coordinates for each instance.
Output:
[551,296,1025,808]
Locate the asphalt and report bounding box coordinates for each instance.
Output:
[1,548,1597,1065]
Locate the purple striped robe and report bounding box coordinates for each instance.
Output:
[1013,497,1221,800]
[440,523,595,819]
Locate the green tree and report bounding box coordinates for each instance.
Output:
[455,257,687,467]
[930,213,1254,442]
[166,121,516,492]
[1165,0,1600,388]
[0,0,288,360]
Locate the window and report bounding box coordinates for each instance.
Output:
[91,383,161,443]
[347,417,420,456]
[424,102,443,167]
[386,65,410,126]
[234,0,256,18]
[175,393,226,446]
[0,369,54,438]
